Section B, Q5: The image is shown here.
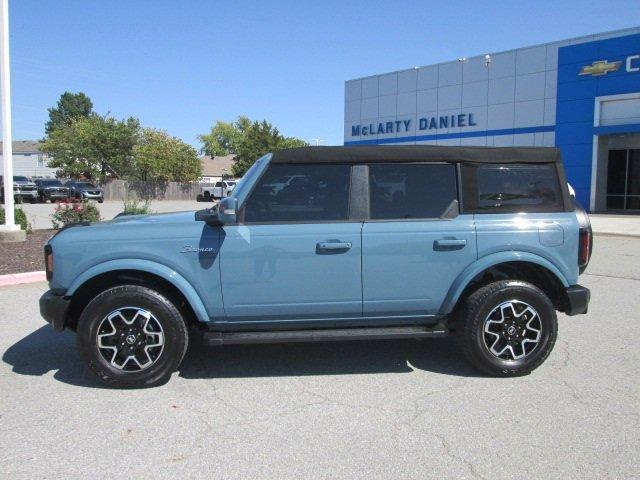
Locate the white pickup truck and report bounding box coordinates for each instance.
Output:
[201,180,236,201]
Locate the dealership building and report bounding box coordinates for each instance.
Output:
[344,27,640,212]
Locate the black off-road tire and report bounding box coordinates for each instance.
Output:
[76,285,189,388]
[455,280,558,377]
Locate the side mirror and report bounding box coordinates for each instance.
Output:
[194,207,222,225]
[217,196,237,224]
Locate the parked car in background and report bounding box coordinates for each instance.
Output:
[201,180,236,201]
[0,175,38,203]
[66,181,104,202]
[34,179,70,203]
[39,146,592,388]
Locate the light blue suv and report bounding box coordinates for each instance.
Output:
[40,146,592,387]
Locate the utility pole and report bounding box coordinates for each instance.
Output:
[0,0,22,242]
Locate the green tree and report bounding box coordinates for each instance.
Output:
[197,116,251,157]
[44,92,93,136]
[199,117,309,177]
[134,128,202,182]
[41,115,140,181]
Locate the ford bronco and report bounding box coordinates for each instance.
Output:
[40,146,592,387]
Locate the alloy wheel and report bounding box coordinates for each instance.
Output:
[482,300,542,360]
[96,307,165,371]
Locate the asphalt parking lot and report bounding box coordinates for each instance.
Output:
[1,235,639,479]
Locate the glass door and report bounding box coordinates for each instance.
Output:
[607,149,640,211]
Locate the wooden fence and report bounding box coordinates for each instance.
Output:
[100,180,214,201]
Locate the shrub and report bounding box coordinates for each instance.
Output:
[121,194,152,216]
[0,206,32,233]
[51,201,101,229]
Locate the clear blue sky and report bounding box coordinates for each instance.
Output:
[6,0,639,148]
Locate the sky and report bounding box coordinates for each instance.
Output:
[4,0,640,149]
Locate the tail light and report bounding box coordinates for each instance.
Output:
[44,244,53,281]
[578,228,591,268]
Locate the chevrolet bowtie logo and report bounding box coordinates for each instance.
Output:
[579,60,622,76]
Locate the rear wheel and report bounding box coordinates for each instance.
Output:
[455,280,557,377]
[76,285,189,388]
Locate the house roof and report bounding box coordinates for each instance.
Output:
[201,154,236,177]
[270,146,562,165]
[0,140,42,154]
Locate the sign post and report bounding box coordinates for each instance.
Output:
[0,0,22,241]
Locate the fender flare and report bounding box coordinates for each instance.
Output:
[66,259,210,323]
[439,251,570,315]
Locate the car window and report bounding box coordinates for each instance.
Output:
[215,182,223,187]
[13,176,29,182]
[244,164,351,223]
[463,164,563,213]
[369,163,457,219]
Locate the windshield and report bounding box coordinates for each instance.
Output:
[42,180,63,186]
[13,176,29,182]
[230,153,271,202]
[77,182,96,188]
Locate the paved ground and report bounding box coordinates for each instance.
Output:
[0,236,639,479]
[15,200,206,230]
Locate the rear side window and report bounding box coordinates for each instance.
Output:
[243,164,351,223]
[369,163,457,219]
[462,163,563,213]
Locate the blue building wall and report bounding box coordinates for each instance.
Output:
[556,33,640,209]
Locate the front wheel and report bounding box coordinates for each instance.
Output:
[76,285,189,388]
[455,280,558,377]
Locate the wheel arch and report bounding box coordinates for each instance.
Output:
[440,252,570,317]
[65,260,210,330]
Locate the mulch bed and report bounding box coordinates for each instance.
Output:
[0,229,54,275]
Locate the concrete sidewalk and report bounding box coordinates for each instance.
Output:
[590,214,640,237]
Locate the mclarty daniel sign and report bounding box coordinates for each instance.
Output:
[351,113,478,137]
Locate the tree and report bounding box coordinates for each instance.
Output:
[133,128,202,182]
[45,92,93,135]
[197,116,251,157]
[41,115,140,181]
[199,117,309,177]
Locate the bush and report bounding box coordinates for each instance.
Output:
[0,206,32,233]
[121,194,152,216]
[51,201,101,229]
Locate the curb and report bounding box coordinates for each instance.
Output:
[0,271,46,288]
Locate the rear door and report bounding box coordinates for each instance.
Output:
[361,163,477,318]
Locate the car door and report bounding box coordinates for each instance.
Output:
[219,162,363,324]
[361,163,477,318]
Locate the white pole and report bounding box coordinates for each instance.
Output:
[0,0,16,230]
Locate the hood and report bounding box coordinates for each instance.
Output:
[49,210,204,245]
[105,210,197,226]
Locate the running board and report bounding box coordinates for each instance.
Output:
[201,324,449,346]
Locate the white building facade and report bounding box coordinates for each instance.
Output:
[0,141,56,178]
[344,27,640,212]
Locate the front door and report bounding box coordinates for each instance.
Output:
[607,149,640,211]
[219,163,362,323]
[361,163,477,317]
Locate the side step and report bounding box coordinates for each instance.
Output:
[201,324,449,346]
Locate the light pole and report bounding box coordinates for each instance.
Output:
[0,0,22,241]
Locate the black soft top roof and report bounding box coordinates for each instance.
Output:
[270,145,561,165]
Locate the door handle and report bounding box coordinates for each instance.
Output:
[434,238,467,251]
[316,241,352,254]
